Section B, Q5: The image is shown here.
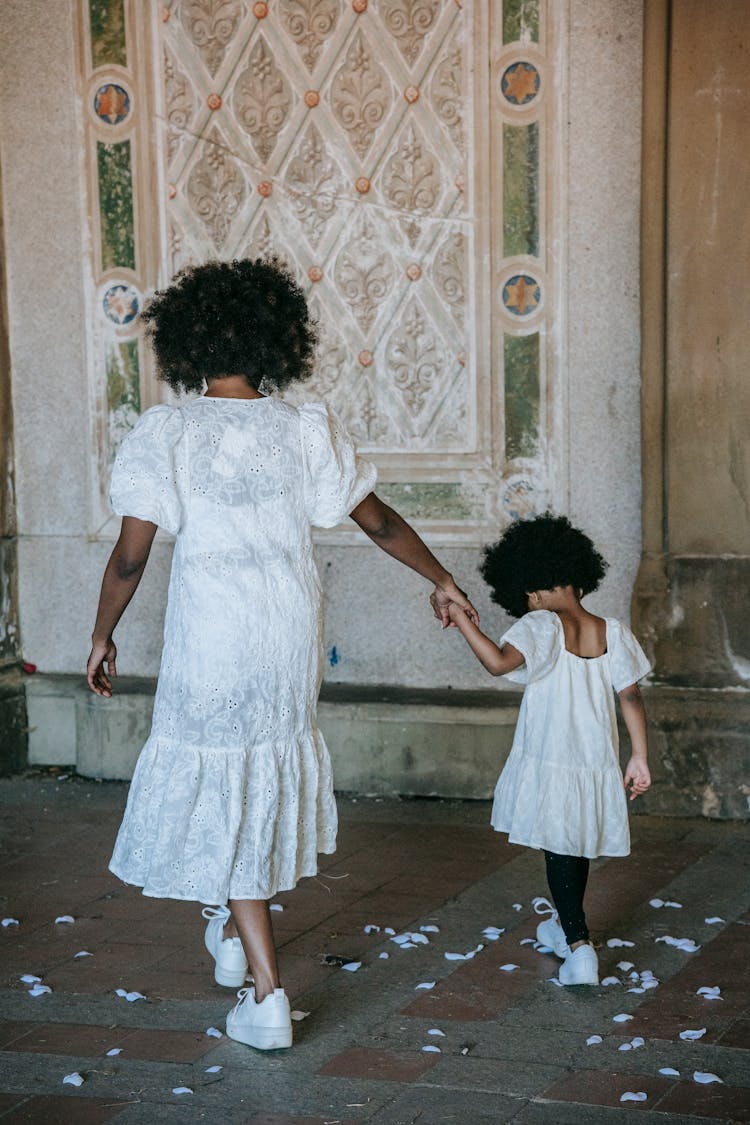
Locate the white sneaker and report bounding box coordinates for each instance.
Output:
[559,943,599,986]
[202,905,248,988]
[533,897,570,958]
[226,986,292,1050]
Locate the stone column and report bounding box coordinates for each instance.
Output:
[0,163,28,773]
[634,0,750,688]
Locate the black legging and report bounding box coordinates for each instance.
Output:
[544,851,590,945]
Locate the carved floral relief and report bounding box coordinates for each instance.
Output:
[333,212,395,333]
[233,36,293,163]
[179,0,245,77]
[430,47,464,149]
[164,47,196,165]
[284,123,344,247]
[386,297,445,418]
[379,0,440,67]
[330,31,392,159]
[278,0,340,72]
[186,127,246,247]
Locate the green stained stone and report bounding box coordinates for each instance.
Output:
[503,123,539,258]
[97,141,136,271]
[106,339,140,416]
[504,333,539,460]
[376,483,484,522]
[502,0,540,45]
[90,0,127,68]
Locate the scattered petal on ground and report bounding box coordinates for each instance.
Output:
[694,1071,723,1084]
[650,898,682,909]
[704,916,724,925]
[627,987,645,994]
[601,976,620,986]
[445,952,467,961]
[616,961,634,971]
[172,1087,193,1095]
[620,1091,647,1103]
[270,904,283,912]
[422,1045,441,1053]
[290,1011,309,1021]
[482,926,505,940]
[28,985,52,997]
[2,918,19,927]
[535,943,554,953]
[428,1028,445,1037]
[618,1042,633,1051]
[20,974,41,984]
[499,963,519,972]
[607,938,635,948]
[384,927,395,935]
[697,986,722,1000]
[342,961,361,972]
[74,951,92,959]
[655,935,700,952]
[631,1037,645,1048]
[519,937,536,945]
[659,1067,680,1077]
[54,915,75,924]
[613,1013,633,1023]
[420,925,439,933]
[416,981,435,990]
[364,925,380,934]
[205,1027,222,1038]
[401,941,416,949]
[205,1065,222,1073]
[512,903,523,912]
[115,989,146,1002]
[379,952,389,959]
[106,1048,121,1056]
[679,1027,707,1041]
[62,1072,84,1087]
[586,1035,603,1045]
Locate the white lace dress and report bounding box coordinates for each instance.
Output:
[491,610,651,858]
[108,396,376,903]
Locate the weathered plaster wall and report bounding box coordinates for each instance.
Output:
[2,1,644,692]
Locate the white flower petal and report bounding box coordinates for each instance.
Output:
[422,1045,441,1053]
[659,1067,680,1077]
[696,986,722,1000]
[290,1011,309,1021]
[630,1037,645,1048]
[586,1035,603,1045]
[172,1087,193,1095]
[62,1072,84,1087]
[2,918,19,927]
[341,961,361,972]
[19,974,41,984]
[55,915,75,925]
[364,925,380,934]
[704,916,724,925]
[420,925,439,933]
[693,1071,723,1085]
[205,1065,222,1073]
[679,1027,706,1041]
[620,1092,647,1103]
[379,952,389,959]
[269,904,283,912]
[512,903,523,912]
[28,984,52,997]
[499,963,519,972]
[601,976,620,986]
[618,1042,632,1051]
[74,951,92,959]
[616,961,635,971]
[205,1027,222,1038]
[607,938,635,948]
[415,981,435,990]
[612,1013,634,1023]
[427,1028,445,1037]
[106,1048,122,1056]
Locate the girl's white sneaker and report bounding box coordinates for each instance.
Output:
[226,986,292,1050]
[559,943,599,986]
[202,905,249,988]
[533,897,570,958]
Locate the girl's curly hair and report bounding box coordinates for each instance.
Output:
[480,513,608,618]
[140,257,318,393]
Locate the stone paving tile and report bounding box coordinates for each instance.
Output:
[367,1086,523,1123]
[318,1047,440,1083]
[0,1094,131,1123]
[718,1017,750,1049]
[242,1116,358,1124]
[655,1080,750,1121]
[538,1067,674,1108]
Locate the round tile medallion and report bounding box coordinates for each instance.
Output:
[502,274,541,317]
[101,283,140,326]
[93,83,131,125]
[501,61,541,106]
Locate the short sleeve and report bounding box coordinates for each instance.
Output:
[607,619,652,692]
[499,610,560,685]
[109,406,186,535]
[299,402,377,528]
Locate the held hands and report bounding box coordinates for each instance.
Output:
[87,637,117,698]
[430,578,479,629]
[623,756,651,801]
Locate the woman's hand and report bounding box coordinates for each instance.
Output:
[623,756,651,801]
[87,637,117,698]
[430,579,479,629]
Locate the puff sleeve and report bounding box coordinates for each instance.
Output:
[608,619,652,692]
[109,406,186,535]
[499,610,561,686]
[299,402,377,528]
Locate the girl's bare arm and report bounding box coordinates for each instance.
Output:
[349,493,478,626]
[87,516,158,697]
[618,682,651,800]
[447,603,524,677]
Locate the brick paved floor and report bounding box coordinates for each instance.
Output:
[0,774,748,1124]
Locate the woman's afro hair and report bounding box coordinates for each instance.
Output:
[140,257,318,393]
[480,513,608,619]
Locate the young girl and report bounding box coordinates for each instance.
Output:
[446,514,651,985]
[87,258,477,1048]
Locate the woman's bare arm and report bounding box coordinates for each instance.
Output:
[87,516,158,697]
[349,493,478,625]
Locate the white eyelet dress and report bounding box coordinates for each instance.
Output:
[491,610,652,858]
[107,397,376,903]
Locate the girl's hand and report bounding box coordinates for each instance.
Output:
[430,579,479,629]
[87,637,117,697]
[623,756,651,801]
